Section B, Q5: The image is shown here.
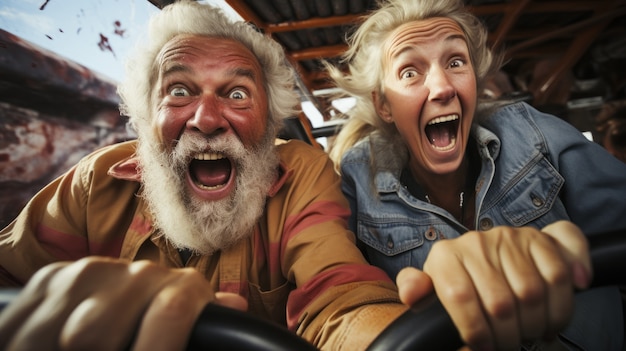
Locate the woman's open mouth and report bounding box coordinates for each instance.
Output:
[425,114,460,151]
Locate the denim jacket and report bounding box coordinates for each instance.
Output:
[340,102,626,350]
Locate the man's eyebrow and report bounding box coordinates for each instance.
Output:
[230,67,257,82]
[161,63,190,78]
[158,64,258,82]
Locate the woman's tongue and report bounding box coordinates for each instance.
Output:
[190,159,231,188]
[426,124,455,149]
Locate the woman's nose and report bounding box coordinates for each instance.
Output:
[426,66,456,102]
[186,94,229,135]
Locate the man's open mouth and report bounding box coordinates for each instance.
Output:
[188,152,233,190]
[425,114,460,151]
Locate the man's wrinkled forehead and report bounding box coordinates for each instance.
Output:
[385,17,467,58]
[155,34,262,76]
[156,34,195,64]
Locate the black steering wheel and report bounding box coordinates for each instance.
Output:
[1,229,624,351]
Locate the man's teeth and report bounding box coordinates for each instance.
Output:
[193,152,224,161]
[197,183,225,190]
[427,114,459,125]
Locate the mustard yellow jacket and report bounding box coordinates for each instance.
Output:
[0,139,406,350]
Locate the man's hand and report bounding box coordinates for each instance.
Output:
[0,257,247,351]
[396,221,591,351]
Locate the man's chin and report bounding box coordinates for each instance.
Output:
[162,206,258,255]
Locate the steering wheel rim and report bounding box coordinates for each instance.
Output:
[365,229,626,351]
[1,229,624,351]
[187,303,318,351]
[0,289,317,351]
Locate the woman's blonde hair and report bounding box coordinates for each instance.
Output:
[327,0,502,168]
[118,0,299,142]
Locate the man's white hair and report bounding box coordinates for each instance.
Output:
[118,0,299,141]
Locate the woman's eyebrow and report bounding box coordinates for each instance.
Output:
[390,32,467,60]
[445,33,467,44]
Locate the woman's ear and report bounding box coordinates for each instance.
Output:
[372,91,393,123]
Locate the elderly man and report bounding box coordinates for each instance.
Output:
[0,1,592,350]
[0,1,405,349]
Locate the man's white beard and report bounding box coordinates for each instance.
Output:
[137,132,278,255]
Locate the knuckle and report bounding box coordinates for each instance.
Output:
[438,284,474,306]
[175,268,213,297]
[461,325,491,349]
[515,280,545,307]
[61,324,126,351]
[67,257,126,278]
[62,335,105,351]
[543,263,571,286]
[151,291,200,320]
[127,260,170,280]
[482,293,515,320]
[50,257,127,293]
[26,261,69,289]
[462,230,483,242]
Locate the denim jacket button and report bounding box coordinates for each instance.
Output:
[425,227,437,241]
[531,194,545,207]
[479,218,493,230]
[386,237,394,249]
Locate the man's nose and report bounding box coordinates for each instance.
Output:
[186,94,229,135]
[426,66,456,102]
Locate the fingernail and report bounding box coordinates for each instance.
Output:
[572,261,591,289]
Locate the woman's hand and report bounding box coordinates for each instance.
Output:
[0,257,247,351]
[396,220,591,351]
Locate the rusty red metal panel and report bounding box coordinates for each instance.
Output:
[0,29,134,228]
[0,29,120,118]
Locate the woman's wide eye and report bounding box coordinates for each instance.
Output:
[400,69,417,79]
[450,58,465,68]
[170,86,190,97]
[229,89,248,99]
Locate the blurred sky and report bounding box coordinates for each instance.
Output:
[0,0,241,82]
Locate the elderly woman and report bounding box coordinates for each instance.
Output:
[327,0,626,349]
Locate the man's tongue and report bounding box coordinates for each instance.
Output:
[426,123,454,148]
[190,159,231,188]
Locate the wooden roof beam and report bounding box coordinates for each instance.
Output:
[508,6,626,56]
[225,0,268,30]
[469,1,599,16]
[265,14,363,33]
[531,2,625,105]
[289,44,347,61]
[489,0,531,50]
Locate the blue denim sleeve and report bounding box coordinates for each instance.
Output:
[522,103,626,235]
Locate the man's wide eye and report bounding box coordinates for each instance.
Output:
[170,87,190,97]
[229,89,248,99]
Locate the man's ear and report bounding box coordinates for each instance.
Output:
[372,91,392,123]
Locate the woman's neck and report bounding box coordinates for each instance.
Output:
[411,157,468,204]
[408,150,477,228]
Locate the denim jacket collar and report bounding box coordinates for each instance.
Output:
[368,124,501,196]
[366,132,406,194]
